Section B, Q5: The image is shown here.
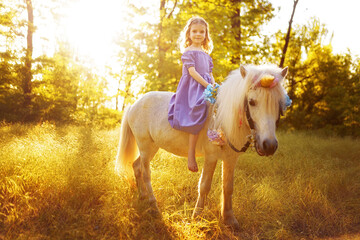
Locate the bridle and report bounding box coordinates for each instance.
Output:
[227,96,283,153]
[226,96,255,153]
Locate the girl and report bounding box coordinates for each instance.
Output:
[168,16,215,172]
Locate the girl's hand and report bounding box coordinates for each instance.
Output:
[210,73,215,85]
[208,83,217,88]
[204,83,219,104]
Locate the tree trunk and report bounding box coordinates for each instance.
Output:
[239,0,242,63]
[231,0,240,64]
[157,0,166,85]
[115,90,119,111]
[156,0,176,90]
[279,0,299,68]
[23,0,34,121]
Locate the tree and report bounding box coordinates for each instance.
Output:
[239,0,274,64]
[293,45,359,136]
[117,0,271,96]
[32,44,79,123]
[271,19,329,109]
[346,60,360,136]
[0,1,26,121]
[272,18,359,135]
[279,0,299,68]
[22,0,34,121]
[0,52,23,121]
[112,7,149,110]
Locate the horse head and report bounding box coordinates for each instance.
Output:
[240,65,289,156]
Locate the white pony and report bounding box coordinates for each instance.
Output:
[115,64,289,229]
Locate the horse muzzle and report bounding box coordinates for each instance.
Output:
[255,138,278,156]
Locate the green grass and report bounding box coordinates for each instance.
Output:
[0,123,359,239]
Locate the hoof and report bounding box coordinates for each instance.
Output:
[192,207,204,219]
[147,201,161,218]
[224,216,240,231]
[138,191,148,200]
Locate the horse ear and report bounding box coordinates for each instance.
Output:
[240,65,247,78]
[281,67,288,77]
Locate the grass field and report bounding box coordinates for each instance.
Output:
[0,123,359,240]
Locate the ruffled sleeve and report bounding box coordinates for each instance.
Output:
[209,57,213,73]
[181,52,195,69]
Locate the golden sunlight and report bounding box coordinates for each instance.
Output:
[57,0,155,103]
[61,0,128,66]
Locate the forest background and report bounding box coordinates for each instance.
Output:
[0,0,359,136]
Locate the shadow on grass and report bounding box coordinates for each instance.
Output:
[128,189,177,240]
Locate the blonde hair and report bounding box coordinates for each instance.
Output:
[179,16,213,54]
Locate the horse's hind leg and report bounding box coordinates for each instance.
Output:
[141,149,159,204]
[132,143,159,204]
[133,157,147,199]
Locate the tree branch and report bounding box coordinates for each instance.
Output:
[167,0,177,19]
[279,0,299,68]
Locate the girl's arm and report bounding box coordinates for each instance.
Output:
[210,73,215,85]
[188,67,211,88]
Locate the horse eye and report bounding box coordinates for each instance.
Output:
[249,99,256,106]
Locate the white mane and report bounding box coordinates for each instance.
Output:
[214,64,287,147]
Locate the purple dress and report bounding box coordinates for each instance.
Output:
[168,50,213,134]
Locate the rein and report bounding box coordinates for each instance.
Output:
[227,96,284,153]
[226,97,256,153]
[227,138,251,153]
[206,90,257,153]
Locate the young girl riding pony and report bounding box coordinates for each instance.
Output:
[168,16,216,172]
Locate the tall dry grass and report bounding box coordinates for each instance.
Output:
[0,123,359,239]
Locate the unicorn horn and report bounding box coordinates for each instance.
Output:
[260,75,275,88]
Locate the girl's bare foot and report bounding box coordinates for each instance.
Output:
[188,154,198,172]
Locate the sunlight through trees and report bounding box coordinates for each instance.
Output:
[0,0,359,135]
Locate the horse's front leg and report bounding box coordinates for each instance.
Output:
[192,155,217,219]
[222,159,240,229]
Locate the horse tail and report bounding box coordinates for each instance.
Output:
[115,106,139,181]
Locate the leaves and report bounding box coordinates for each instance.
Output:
[0,0,359,135]
[275,18,360,136]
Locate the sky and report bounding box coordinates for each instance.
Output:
[264,0,360,56]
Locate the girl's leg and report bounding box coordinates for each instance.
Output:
[188,134,199,172]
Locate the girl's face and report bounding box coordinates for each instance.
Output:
[189,23,206,46]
